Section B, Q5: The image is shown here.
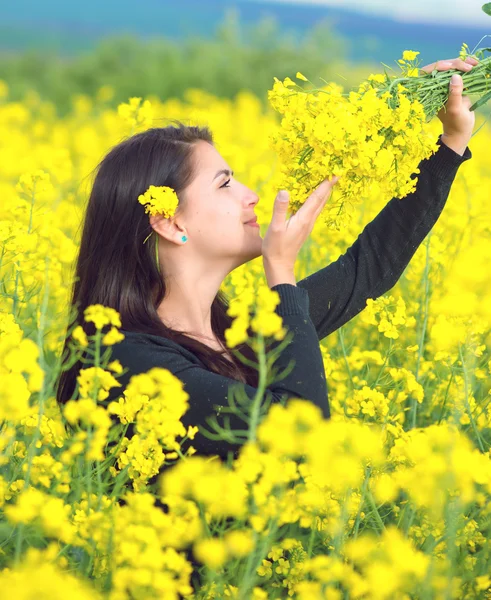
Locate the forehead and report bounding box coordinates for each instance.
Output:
[193,141,229,173]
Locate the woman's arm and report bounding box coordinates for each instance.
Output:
[297,135,472,341]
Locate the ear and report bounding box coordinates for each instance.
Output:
[149,213,187,246]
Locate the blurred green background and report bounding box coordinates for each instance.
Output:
[0,0,489,115]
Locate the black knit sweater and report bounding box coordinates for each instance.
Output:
[102,135,472,461]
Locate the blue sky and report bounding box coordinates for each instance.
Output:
[257,0,491,27]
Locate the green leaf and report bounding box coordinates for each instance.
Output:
[470,89,491,111]
[482,2,491,16]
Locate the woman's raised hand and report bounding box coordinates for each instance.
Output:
[261,176,339,271]
[420,56,478,154]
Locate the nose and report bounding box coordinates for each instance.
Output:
[246,189,259,208]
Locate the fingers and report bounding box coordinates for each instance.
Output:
[313,177,340,219]
[420,56,479,74]
[310,176,339,212]
[420,60,451,74]
[300,176,339,222]
[273,176,339,233]
[445,58,474,72]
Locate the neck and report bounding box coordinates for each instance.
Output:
[157,260,230,340]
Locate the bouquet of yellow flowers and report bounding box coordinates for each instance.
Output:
[268,27,491,231]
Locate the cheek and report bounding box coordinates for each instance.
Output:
[188,195,243,237]
[215,205,243,228]
[213,211,247,250]
[218,211,245,243]
[189,208,242,241]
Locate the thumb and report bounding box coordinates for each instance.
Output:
[447,73,463,110]
[271,190,290,226]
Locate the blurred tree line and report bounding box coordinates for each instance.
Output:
[0,9,375,115]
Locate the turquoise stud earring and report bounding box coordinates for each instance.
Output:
[181,235,188,243]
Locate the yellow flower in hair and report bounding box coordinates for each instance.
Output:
[138,185,179,218]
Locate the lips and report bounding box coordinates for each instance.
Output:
[244,216,258,224]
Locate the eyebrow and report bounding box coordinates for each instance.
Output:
[212,169,234,182]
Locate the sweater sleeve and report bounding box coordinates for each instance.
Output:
[107,284,329,461]
[297,135,472,341]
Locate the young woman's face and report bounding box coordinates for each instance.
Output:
[178,140,262,266]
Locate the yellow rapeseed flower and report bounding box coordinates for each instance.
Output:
[402,50,420,61]
[193,537,229,570]
[117,96,153,129]
[84,304,122,330]
[138,184,179,218]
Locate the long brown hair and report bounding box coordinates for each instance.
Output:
[55,122,259,405]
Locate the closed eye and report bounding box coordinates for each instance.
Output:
[220,179,231,188]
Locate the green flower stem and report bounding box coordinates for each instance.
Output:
[98,423,130,474]
[388,56,491,118]
[366,489,386,533]
[306,514,318,558]
[437,371,454,425]
[108,465,131,500]
[14,254,52,566]
[83,331,102,513]
[351,466,371,539]
[332,488,353,555]
[94,330,104,509]
[13,184,37,316]
[412,233,432,429]
[458,344,485,453]
[248,333,267,443]
[338,326,355,394]
[373,338,394,388]
[402,503,417,537]
[443,497,461,599]
[237,516,279,600]
[13,523,25,567]
[198,502,212,539]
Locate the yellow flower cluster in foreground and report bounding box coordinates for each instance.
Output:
[1,77,491,598]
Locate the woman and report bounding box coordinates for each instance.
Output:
[56,57,476,463]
